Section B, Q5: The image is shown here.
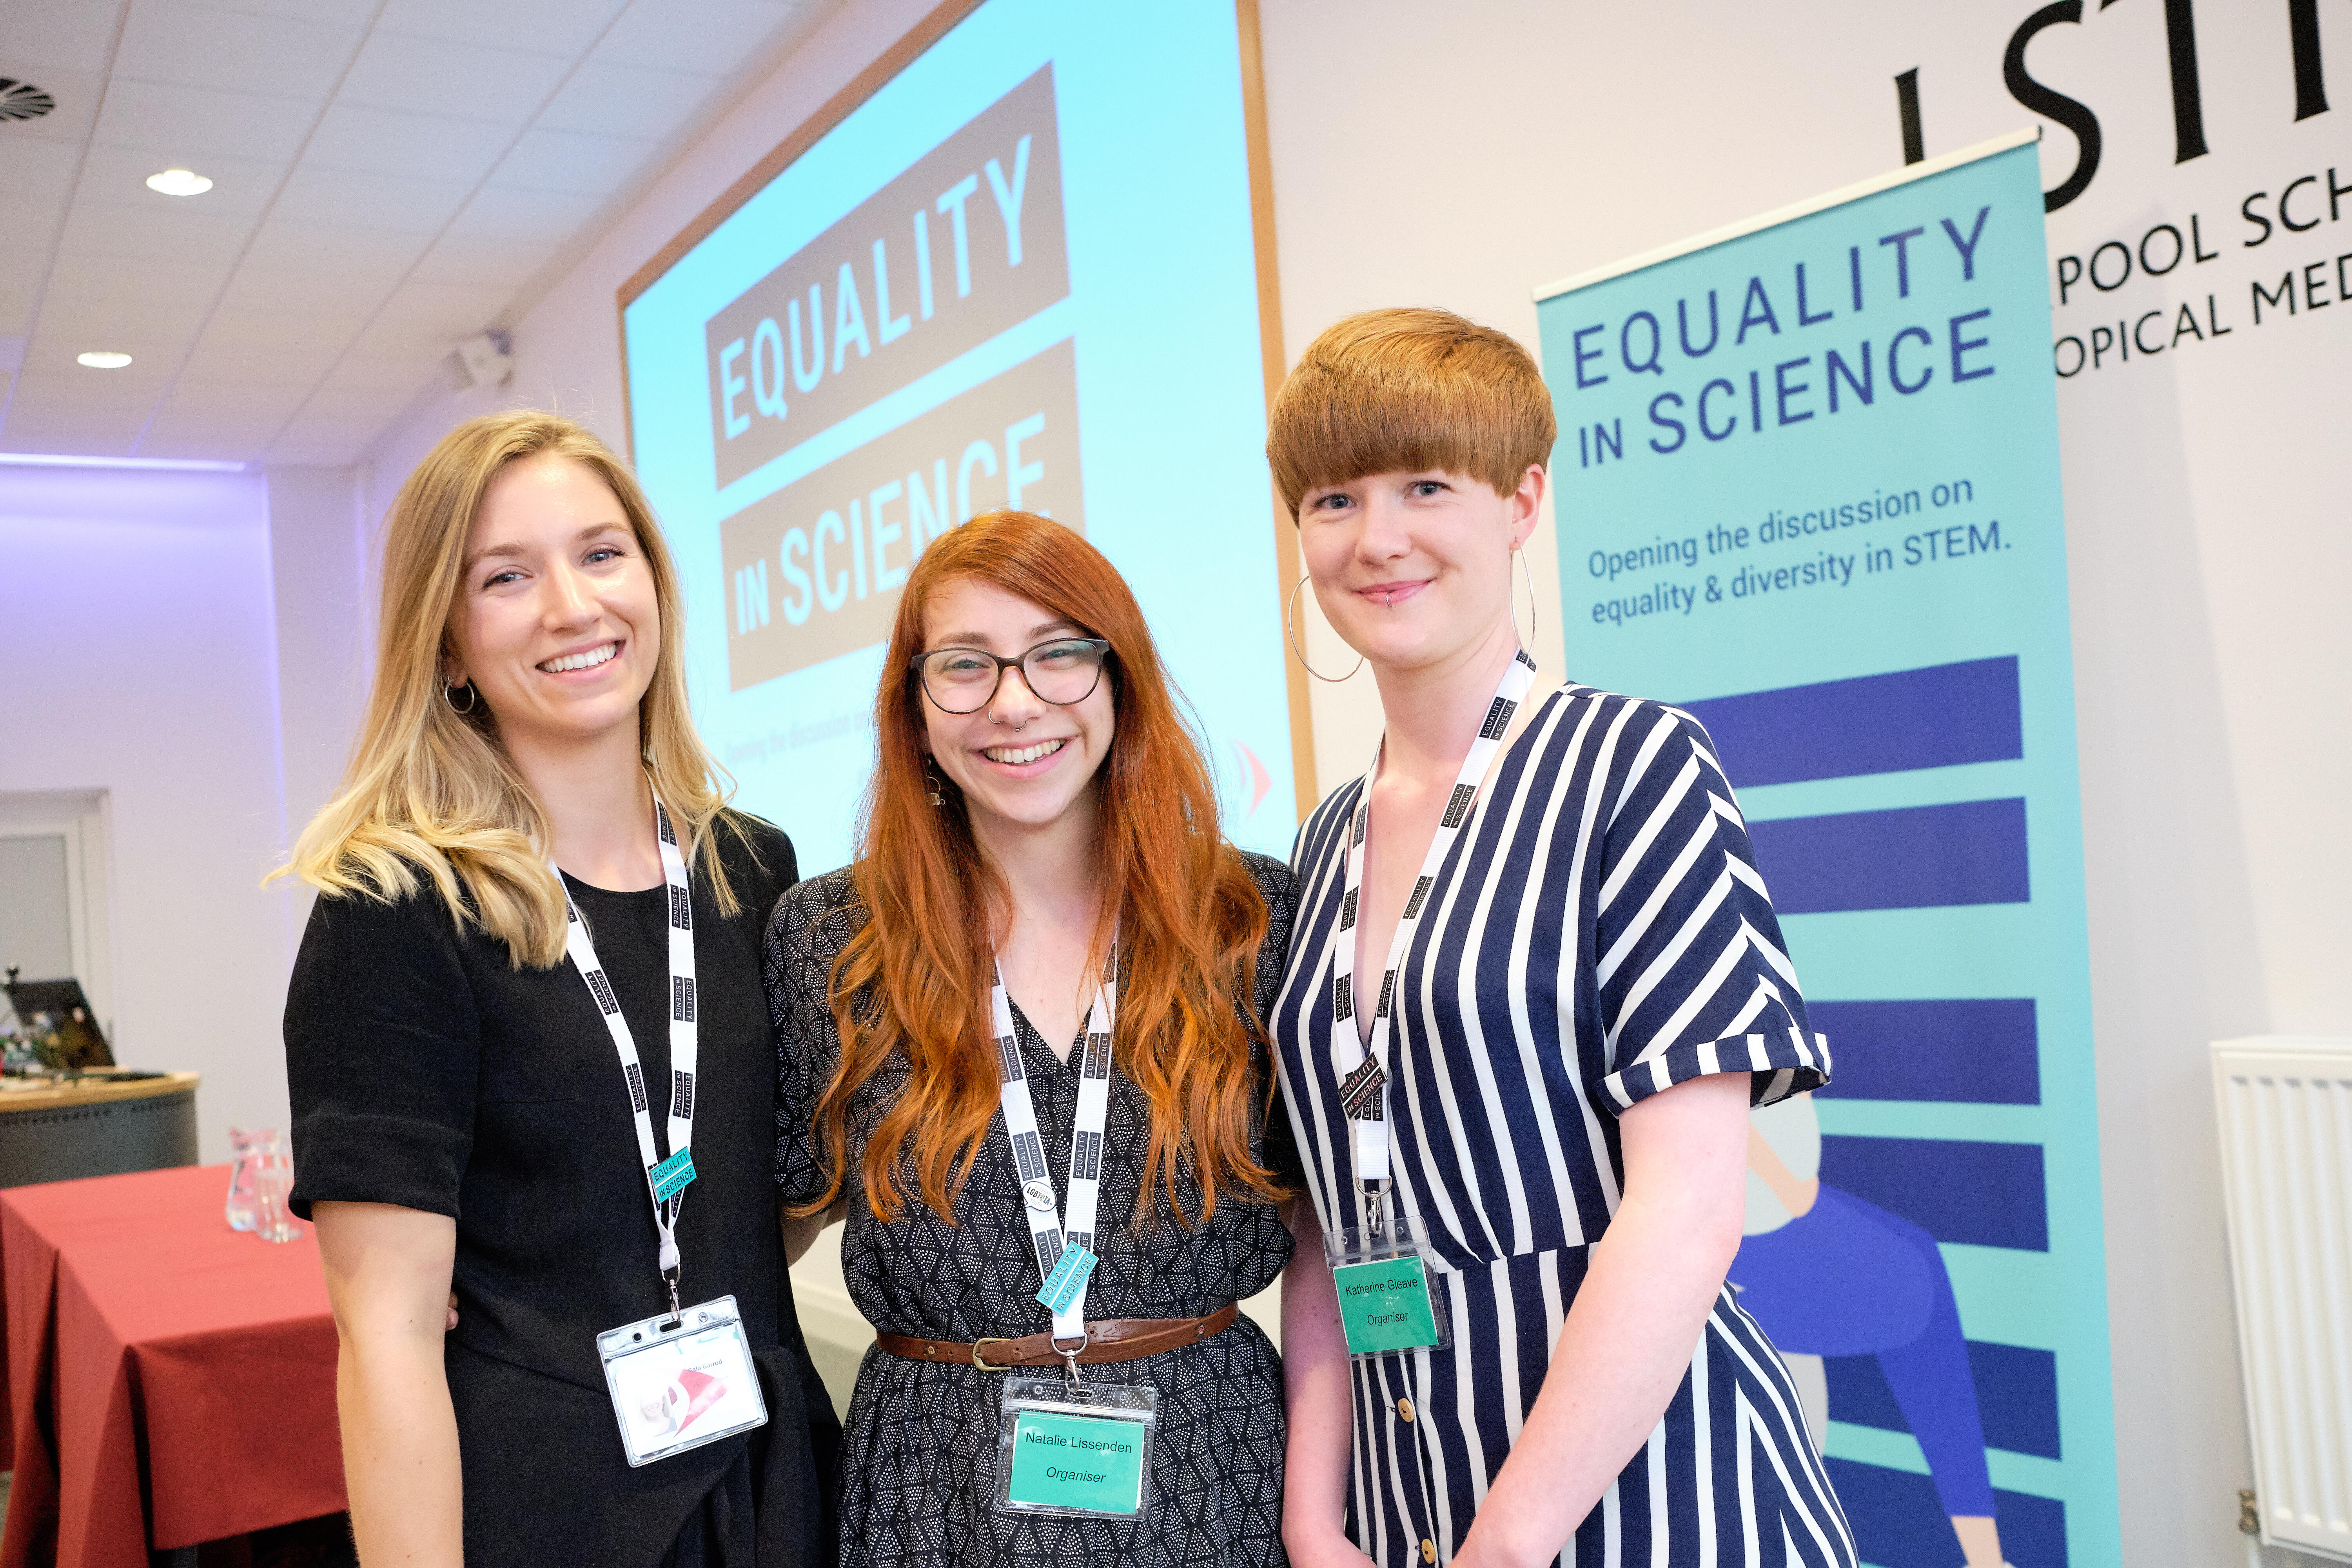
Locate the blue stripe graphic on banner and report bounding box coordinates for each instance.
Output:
[1822,1460,2069,1568]
[1809,998,2040,1103]
[1819,1134,2048,1251]
[1682,655,2023,786]
[1826,1340,2063,1460]
[1749,798,2030,913]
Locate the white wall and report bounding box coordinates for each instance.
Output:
[0,466,293,1153]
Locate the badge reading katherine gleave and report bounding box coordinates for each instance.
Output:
[1325,1215,1450,1360]
[597,1294,767,1467]
[996,1375,1158,1518]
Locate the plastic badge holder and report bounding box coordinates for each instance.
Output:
[1325,1212,1451,1360]
[997,1374,1158,1518]
[597,1294,768,1468]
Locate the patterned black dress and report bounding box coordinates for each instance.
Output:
[765,856,1298,1568]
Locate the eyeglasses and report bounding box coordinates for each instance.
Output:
[911,636,1112,715]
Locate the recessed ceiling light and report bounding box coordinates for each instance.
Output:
[146,168,212,197]
[77,351,133,369]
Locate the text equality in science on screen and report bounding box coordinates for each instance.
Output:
[702,64,1069,490]
[720,339,1084,690]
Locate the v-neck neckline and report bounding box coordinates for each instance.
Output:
[1003,994,1086,1075]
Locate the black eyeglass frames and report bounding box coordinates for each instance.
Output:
[910,636,1113,715]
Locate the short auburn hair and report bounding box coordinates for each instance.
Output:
[1267,307,1557,519]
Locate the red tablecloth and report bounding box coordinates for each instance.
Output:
[0,1164,345,1566]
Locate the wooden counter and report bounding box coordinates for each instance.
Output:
[0,1071,201,1187]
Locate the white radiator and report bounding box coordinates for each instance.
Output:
[2213,1036,2352,1563]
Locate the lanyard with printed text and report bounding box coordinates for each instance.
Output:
[990,935,1118,1347]
[1330,648,1537,1231]
[559,797,700,1316]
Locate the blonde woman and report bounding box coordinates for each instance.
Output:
[280,412,836,1566]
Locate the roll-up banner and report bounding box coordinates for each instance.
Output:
[1536,135,2116,1568]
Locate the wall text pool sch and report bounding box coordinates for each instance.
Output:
[1586,475,2011,630]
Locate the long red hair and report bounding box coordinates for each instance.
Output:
[799,512,1281,1226]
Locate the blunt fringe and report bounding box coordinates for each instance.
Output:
[799,512,1285,1228]
[276,410,742,968]
[1266,306,1558,518]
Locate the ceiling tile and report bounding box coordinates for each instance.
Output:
[300,102,517,185]
[373,277,512,337]
[338,33,577,127]
[151,377,309,426]
[346,314,450,360]
[16,328,198,379]
[0,405,149,456]
[178,332,336,387]
[488,125,654,196]
[200,306,367,361]
[215,264,398,320]
[0,194,62,250]
[408,230,556,291]
[239,219,428,280]
[271,163,473,235]
[76,144,284,218]
[32,294,200,352]
[93,78,319,162]
[53,195,249,266]
[170,0,378,25]
[533,58,715,140]
[435,184,599,243]
[0,66,107,149]
[0,137,82,200]
[591,0,799,77]
[0,2,132,77]
[314,352,439,394]
[112,0,361,99]
[42,249,234,310]
[9,364,170,410]
[295,384,420,426]
[377,0,624,58]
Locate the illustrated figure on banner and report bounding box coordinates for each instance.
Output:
[1733,1097,2009,1568]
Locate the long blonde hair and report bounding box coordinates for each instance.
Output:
[281,410,742,967]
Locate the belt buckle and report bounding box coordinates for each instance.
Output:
[973,1336,1014,1372]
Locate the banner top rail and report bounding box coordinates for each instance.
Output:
[1531,125,2040,304]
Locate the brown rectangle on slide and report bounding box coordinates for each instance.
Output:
[704,65,1068,488]
[719,338,1083,691]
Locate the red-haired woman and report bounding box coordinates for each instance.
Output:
[766,512,1298,1566]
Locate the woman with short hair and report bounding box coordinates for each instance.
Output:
[767,510,1298,1566]
[1267,309,1855,1568]
[282,410,836,1566]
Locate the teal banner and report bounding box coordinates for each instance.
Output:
[1537,137,2117,1568]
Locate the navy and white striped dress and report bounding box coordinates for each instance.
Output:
[1273,684,1857,1568]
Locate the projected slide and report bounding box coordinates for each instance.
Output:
[622,1,1295,875]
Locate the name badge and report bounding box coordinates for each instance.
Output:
[996,1375,1158,1518]
[1325,1214,1451,1360]
[597,1294,768,1467]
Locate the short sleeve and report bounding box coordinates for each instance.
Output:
[1591,705,1829,1114]
[284,887,481,1221]
[765,875,857,1210]
[1242,851,1307,1192]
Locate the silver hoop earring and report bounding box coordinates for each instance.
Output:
[1284,573,1365,683]
[1512,547,1540,651]
[443,679,478,715]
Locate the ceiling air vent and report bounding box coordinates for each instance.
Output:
[0,80,56,122]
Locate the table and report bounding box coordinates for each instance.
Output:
[0,1072,201,1190]
[0,1164,344,1566]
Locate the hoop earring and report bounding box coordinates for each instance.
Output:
[443,680,478,715]
[922,755,948,808]
[1284,573,1365,683]
[1512,547,1540,651]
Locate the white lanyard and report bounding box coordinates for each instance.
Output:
[559,797,701,1315]
[1331,649,1537,1224]
[990,935,1118,1343]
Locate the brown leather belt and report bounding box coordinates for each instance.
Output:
[877,1303,1240,1370]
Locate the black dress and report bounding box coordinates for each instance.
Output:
[285,813,838,1567]
[764,856,1299,1568]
